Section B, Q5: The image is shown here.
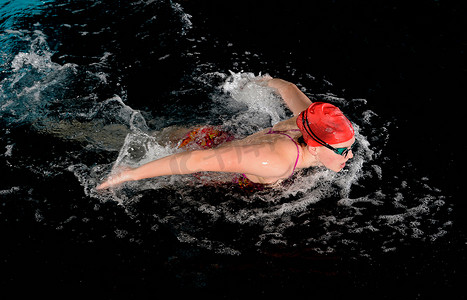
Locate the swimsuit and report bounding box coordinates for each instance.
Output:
[178,126,301,191]
[239,128,301,185]
[177,126,234,150]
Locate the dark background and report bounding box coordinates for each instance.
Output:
[180,2,467,297]
[181,0,466,209]
[1,0,466,298]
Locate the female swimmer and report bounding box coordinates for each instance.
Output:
[96,77,355,190]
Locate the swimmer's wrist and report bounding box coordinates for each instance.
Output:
[126,168,139,181]
[259,74,272,82]
[254,74,272,86]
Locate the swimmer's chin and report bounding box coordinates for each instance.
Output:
[328,163,346,172]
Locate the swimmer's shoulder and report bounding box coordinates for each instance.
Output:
[271,116,299,131]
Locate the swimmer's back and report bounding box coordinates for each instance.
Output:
[220,117,300,148]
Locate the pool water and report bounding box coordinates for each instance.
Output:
[1,0,465,297]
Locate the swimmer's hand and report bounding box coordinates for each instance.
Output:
[96,167,135,190]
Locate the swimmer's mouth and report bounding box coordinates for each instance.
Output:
[340,162,346,168]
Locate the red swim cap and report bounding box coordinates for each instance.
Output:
[296,102,354,147]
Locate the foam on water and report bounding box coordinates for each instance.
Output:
[0,29,112,129]
[221,71,288,127]
[0,0,452,260]
[69,71,450,257]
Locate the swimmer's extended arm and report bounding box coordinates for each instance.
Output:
[96,143,293,190]
[266,78,312,116]
[96,151,206,189]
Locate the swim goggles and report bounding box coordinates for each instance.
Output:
[301,111,353,158]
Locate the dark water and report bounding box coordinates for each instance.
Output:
[1,0,466,298]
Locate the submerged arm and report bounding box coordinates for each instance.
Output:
[266,78,312,116]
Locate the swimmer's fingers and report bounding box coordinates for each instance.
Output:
[96,167,135,190]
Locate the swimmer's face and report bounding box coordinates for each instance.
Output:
[314,137,355,172]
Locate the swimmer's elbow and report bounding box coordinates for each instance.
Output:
[278,82,297,94]
[267,78,294,91]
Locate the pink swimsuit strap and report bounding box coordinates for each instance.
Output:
[242,128,301,181]
[266,128,301,177]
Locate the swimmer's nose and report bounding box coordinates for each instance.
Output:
[346,150,354,159]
